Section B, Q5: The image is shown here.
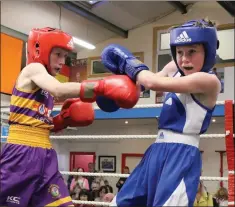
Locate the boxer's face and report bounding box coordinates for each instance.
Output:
[49,47,69,76]
[176,44,205,76]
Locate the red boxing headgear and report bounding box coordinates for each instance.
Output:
[27,27,74,74]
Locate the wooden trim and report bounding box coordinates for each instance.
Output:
[217,23,235,30]
[87,52,145,78]
[215,62,235,68]
[152,24,174,73]
[152,23,235,73]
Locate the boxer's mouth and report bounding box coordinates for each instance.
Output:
[183,66,194,71]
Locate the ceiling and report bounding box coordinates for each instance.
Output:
[55,1,235,40]
[55,1,194,39]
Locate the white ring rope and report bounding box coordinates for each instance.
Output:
[1,133,228,141]
[60,171,228,181]
[67,171,229,206]
[0,100,227,113]
[72,200,110,206]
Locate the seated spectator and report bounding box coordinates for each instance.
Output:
[67,168,78,191]
[74,189,91,207]
[213,187,228,207]
[116,166,130,192]
[194,181,213,207]
[95,186,109,202]
[70,167,89,200]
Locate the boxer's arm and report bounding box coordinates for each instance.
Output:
[26,63,81,100]
[137,70,221,95]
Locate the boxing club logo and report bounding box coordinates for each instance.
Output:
[38,104,52,117]
[48,184,61,199]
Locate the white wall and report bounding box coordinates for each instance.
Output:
[77,1,235,104]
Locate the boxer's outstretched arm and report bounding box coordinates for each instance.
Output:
[27,63,81,100]
[137,70,221,95]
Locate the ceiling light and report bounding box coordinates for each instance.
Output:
[125,121,128,124]
[72,37,96,50]
[212,119,216,123]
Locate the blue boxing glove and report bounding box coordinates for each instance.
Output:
[96,96,120,112]
[101,44,149,81]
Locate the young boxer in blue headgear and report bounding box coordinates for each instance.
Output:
[100,19,221,206]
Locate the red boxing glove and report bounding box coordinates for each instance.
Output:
[80,75,140,109]
[52,98,94,132]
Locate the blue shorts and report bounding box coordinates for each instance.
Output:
[111,131,202,207]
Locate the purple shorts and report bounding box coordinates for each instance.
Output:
[0,143,73,207]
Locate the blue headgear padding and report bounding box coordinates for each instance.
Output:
[170,19,219,75]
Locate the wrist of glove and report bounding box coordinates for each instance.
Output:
[101,44,149,81]
[80,80,104,102]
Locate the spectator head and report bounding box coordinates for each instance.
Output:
[123,166,130,174]
[91,181,100,191]
[104,180,109,186]
[77,167,85,172]
[99,186,108,199]
[79,189,90,201]
[88,162,95,172]
[215,187,228,200]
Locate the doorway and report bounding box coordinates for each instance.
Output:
[121,153,144,173]
[70,152,96,172]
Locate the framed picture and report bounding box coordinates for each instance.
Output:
[98,156,116,173]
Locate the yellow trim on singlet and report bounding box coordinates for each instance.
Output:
[9,112,51,129]
[45,196,73,206]
[7,125,52,149]
[10,95,41,111]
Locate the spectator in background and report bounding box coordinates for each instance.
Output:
[90,180,100,201]
[70,167,89,199]
[74,189,91,207]
[95,186,109,202]
[67,168,78,191]
[87,162,97,190]
[213,187,228,207]
[194,181,213,206]
[116,166,130,192]
[104,180,113,193]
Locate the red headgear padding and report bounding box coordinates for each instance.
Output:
[27,27,74,74]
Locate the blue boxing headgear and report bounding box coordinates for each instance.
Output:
[170,19,219,75]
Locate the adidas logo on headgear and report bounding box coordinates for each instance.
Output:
[175,31,192,43]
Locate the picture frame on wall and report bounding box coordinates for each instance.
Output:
[98,156,116,173]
